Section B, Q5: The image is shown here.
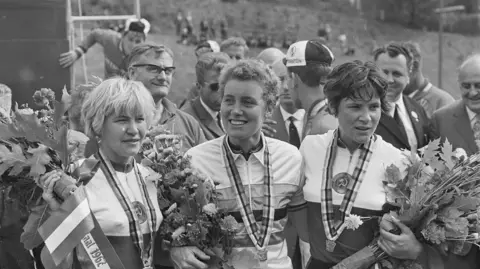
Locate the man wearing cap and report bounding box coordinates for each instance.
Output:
[59,18,150,78]
[258,47,308,269]
[285,40,338,139]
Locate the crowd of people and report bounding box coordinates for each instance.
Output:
[1,16,480,269]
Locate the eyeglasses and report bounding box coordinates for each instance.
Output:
[133,64,175,75]
[208,82,219,92]
[461,82,480,90]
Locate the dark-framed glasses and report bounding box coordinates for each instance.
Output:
[208,82,219,92]
[133,64,176,75]
[461,82,480,90]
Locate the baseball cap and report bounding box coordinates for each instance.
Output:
[284,40,334,67]
[196,40,220,53]
[125,18,151,35]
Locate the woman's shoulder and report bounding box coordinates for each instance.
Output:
[265,136,302,161]
[185,136,223,158]
[374,135,405,159]
[300,129,335,154]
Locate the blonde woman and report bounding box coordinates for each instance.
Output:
[27,77,162,269]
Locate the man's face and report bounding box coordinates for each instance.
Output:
[199,70,222,112]
[272,61,295,110]
[223,45,245,61]
[375,53,410,103]
[128,52,174,102]
[287,72,303,109]
[459,60,480,113]
[121,31,145,55]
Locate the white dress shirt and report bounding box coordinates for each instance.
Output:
[466,106,478,130]
[279,105,305,137]
[390,97,417,150]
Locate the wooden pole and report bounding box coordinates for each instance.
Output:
[135,0,141,19]
[66,0,74,89]
[77,0,88,84]
[438,0,444,89]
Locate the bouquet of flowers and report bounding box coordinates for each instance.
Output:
[0,87,89,249]
[139,126,240,269]
[334,138,480,269]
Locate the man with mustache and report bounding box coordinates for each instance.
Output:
[284,40,338,139]
[257,47,307,269]
[373,42,436,151]
[432,54,480,156]
[402,41,455,119]
[182,52,230,140]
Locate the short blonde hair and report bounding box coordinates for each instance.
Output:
[81,77,155,138]
[219,59,279,113]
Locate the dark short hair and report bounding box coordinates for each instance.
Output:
[373,42,413,71]
[287,64,332,87]
[402,41,422,64]
[324,60,389,115]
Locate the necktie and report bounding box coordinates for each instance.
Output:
[288,116,301,148]
[216,113,224,131]
[473,114,480,150]
[393,105,408,141]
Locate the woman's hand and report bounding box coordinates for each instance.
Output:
[170,246,210,269]
[37,170,63,211]
[378,215,423,260]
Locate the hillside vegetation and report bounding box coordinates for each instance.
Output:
[74,0,480,101]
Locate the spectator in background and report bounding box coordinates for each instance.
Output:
[182,52,231,140]
[402,41,455,119]
[58,18,151,78]
[220,37,249,60]
[175,11,183,36]
[220,16,228,40]
[194,40,220,59]
[317,23,331,42]
[0,84,11,123]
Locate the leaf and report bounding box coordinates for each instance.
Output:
[438,192,454,206]
[441,138,456,170]
[84,138,98,158]
[423,138,440,162]
[53,125,69,166]
[385,164,402,184]
[27,145,51,177]
[0,144,27,176]
[450,196,480,212]
[0,122,23,139]
[20,203,50,250]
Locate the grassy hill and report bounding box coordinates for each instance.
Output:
[73,0,480,104]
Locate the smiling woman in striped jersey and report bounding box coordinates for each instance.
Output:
[32,77,162,269]
[169,59,308,269]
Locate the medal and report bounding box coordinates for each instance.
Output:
[332,172,352,194]
[326,240,336,252]
[257,249,268,262]
[132,201,148,224]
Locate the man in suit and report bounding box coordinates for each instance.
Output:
[182,52,230,140]
[284,40,338,139]
[432,54,480,156]
[402,41,455,119]
[258,48,305,147]
[373,42,436,151]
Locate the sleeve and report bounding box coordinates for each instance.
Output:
[78,29,118,53]
[287,157,309,242]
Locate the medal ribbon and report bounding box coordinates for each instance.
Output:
[222,135,275,251]
[97,150,157,267]
[320,129,375,241]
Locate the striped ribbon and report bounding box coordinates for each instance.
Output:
[97,150,157,268]
[320,129,375,241]
[221,135,275,254]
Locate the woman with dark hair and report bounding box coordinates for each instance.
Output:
[301,61,434,268]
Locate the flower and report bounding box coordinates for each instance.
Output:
[202,203,218,216]
[220,215,240,233]
[345,214,363,230]
[16,108,34,115]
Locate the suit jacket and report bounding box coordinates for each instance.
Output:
[375,96,437,151]
[270,105,290,143]
[432,100,477,156]
[181,97,224,141]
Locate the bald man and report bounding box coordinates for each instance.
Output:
[433,54,480,156]
[258,48,309,269]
